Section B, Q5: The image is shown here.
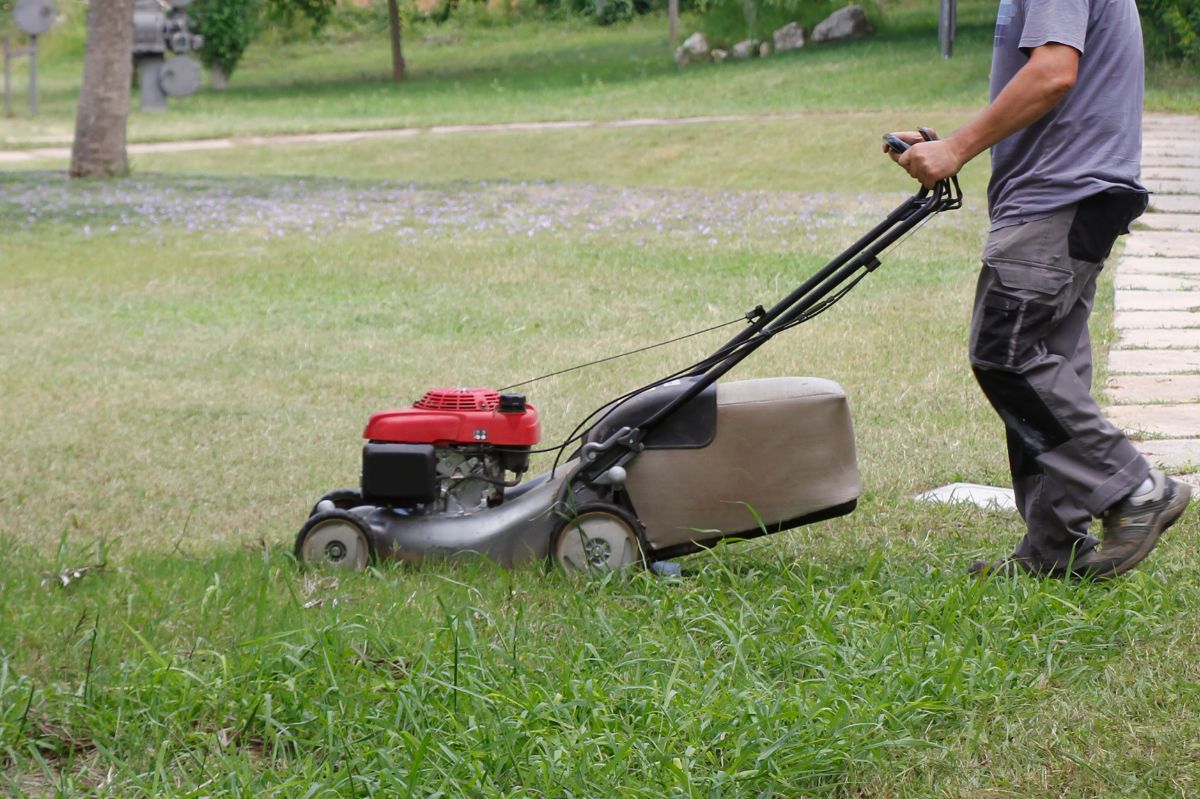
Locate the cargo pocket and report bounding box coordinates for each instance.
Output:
[972,260,1074,370]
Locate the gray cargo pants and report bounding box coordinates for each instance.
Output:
[969,192,1151,571]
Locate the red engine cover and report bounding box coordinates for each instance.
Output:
[363,388,540,446]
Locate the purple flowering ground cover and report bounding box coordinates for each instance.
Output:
[0,171,903,248]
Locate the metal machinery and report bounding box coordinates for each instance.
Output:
[132,0,204,111]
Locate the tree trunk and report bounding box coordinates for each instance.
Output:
[387,0,405,82]
[70,0,134,178]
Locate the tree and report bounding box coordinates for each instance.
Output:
[70,0,135,178]
[387,0,405,81]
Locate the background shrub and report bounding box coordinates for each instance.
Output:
[192,0,260,77]
[1141,0,1200,64]
[592,0,634,25]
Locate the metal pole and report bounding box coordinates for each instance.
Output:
[668,0,678,48]
[29,35,37,115]
[938,0,955,59]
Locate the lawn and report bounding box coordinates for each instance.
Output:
[2,0,1197,151]
[2,3,1200,796]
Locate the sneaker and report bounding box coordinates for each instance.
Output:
[1075,470,1191,580]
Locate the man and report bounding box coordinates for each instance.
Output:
[886,0,1190,578]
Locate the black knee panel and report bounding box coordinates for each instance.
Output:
[972,366,1071,455]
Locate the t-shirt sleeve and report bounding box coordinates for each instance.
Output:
[1019,0,1089,55]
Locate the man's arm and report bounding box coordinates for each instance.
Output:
[887,42,1080,188]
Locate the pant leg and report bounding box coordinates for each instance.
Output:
[968,199,1151,564]
[1005,271,1100,569]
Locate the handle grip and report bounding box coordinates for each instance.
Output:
[883,133,910,154]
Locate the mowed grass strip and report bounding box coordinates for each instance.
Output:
[0,167,992,555]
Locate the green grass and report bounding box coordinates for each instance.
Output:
[3,540,1196,797]
[3,7,1200,796]
[2,0,1197,151]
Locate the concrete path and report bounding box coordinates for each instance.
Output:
[1106,113,1200,483]
[0,112,836,164]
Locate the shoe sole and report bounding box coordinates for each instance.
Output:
[1100,480,1192,579]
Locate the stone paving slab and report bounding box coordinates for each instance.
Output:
[1114,290,1200,311]
[1123,232,1200,257]
[1115,274,1200,291]
[1117,327,1200,348]
[1144,156,1200,167]
[1144,151,1200,164]
[1107,375,1200,404]
[1115,311,1200,329]
[1116,256,1200,274]
[1149,195,1200,214]
[1144,159,1200,170]
[1145,139,1200,150]
[1109,404,1200,437]
[1145,114,1200,129]
[1135,439,1200,471]
[1137,213,1200,232]
[1146,179,1200,195]
[1109,349,1200,374]
[1144,167,1200,183]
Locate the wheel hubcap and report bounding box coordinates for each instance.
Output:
[324,540,347,562]
[555,510,640,573]
[300,517,369,570]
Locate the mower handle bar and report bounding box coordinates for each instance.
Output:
[573,173,962,485]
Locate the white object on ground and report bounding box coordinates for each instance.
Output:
[914,483,1016,511]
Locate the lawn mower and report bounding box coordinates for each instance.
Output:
[296,136,960,572]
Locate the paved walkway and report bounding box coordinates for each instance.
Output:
[1106,114,1200,484]
[0,112,838,164]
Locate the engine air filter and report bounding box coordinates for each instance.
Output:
[414,388,500,412]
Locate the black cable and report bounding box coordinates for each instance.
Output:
[498,316,747,392]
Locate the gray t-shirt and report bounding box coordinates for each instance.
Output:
[987,0,1146,230]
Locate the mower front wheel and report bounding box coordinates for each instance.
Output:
[295,510,373,571]
[551,504,646,575]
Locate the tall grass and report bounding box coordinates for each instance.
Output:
[2,535,1195,796]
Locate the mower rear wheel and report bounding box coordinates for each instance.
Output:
[308,488,364,518]
[295,510,372,570]
[552,504,645,574]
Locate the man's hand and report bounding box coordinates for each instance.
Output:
[882,129,963,190]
